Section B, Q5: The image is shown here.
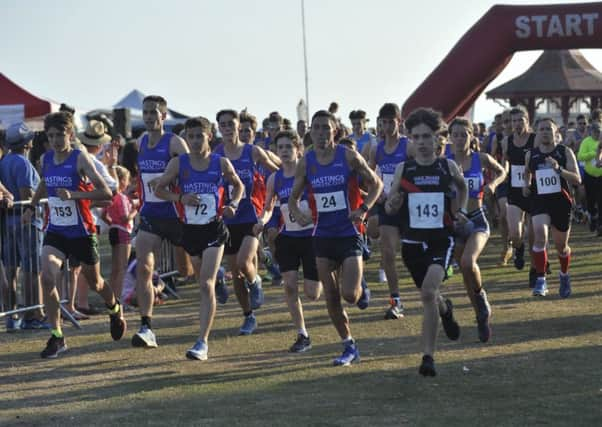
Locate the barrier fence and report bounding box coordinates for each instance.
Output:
[1,199,180,330]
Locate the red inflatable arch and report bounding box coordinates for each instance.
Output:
[402,2,602,121]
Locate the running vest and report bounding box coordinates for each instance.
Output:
[448,151,484,200]
[274,169,314,237]
[138,132,179,219]
[506,133,535,190]
[528,144,571,202]
[306,145,361,237]
[43,150,95,238]
[214,143,265,224]
[375,137,408,196]
[352,132,373,154]
[399,158,454,242]
[178,153,225,225]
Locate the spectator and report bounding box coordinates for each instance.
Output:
[0,123,47,330]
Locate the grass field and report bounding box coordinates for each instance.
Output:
[1,225,601,426]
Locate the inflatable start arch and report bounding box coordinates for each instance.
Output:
[401,2,602,121]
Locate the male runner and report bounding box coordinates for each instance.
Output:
[289,110,383,366]
[132,95,189,348]
[22,112,126,358]
[214,109,279,335]
[154,117,243,359]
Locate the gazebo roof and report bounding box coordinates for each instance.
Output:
[486,50,602,99]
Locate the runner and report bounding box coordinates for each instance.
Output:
[386,107,463,376]
[491,110,514,265]
[154,116,243,359]
[502,107,535,279]
[132,95,189,348]
[524,118,581,297]
[289,110,383,366]
[448,117,506,342]
[254,130,322,352]
[214,109,279,335]
[348,109,376,159]
[22,111,126,358]
[368,103,409,320]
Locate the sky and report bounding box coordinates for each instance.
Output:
[2,0,601,126]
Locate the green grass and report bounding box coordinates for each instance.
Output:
[1,225,601,426]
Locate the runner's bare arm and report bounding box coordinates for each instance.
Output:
[62,152,112,201]
[347,149,383,210]
[154,157,181,202]
[221,157,244,207]
[447,159,468,214]
[254,172,277,234]
[252,145,280,172]
[367,143,377,170]
[169,134,190,157]
[480,152,506,194]
[522,151,533,198]
[289,157,312,226]
[559,147,581,186]
[385,162,405,215]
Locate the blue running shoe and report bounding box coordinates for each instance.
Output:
[248,277,264,310]
[216,267,229,305]
[356,278,370,310]
[532,277,548,296]
[559,273,571,298]
[6,317,21,333]
[239,314,257,335]
[333,341,360,366]
[186,339,208,360]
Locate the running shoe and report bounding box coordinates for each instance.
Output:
[186,339,208,360]
[356,278,370,310]
[440,298,460,341]
[109,303,126,341]
[40,335,67,359]
[418,354,436,377]
[474,289,492,343]
[239,314,257,335]
[532,277,548,297]
[131,325,158,348]
[216,267,229,305]
[378,269,387,283]
[513,244,525,270]
[559,273,572,298]
[289,334,312,353]
[384,298,404,320]
[5,317,21,333]
[248,277,264,310]
[333,341,360,366]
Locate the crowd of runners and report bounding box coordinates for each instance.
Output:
[1,96,601,376]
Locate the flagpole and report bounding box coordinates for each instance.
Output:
[301,0,310,120]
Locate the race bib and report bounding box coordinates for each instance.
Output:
[382,173,394,196]
[408,192,444,229]
[228,184,247,200]
[141,172,163,203]
[184,194,217,225]
[315,191,346,213]
[280,201,313,232]
[510,164,525,188]
[48,197,78,227]
[465,177,480,193]
[535,168,561,195]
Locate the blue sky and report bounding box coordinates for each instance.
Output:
[2,0,601,125]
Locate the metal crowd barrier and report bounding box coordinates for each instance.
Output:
[0,200,80,329]
[156,239,180,299]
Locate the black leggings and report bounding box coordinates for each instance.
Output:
[583,173,602,221]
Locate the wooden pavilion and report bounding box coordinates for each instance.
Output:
[486,50,602,126]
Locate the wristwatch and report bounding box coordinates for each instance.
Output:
[229,200,239,210]
[555,166,562,174]
[359,202,369,213]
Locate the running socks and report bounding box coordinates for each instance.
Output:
[141,316,152,329]
[51,328,63,338]
[532,246,547,277]
[558,251,571,274]
[107,301,120,314]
